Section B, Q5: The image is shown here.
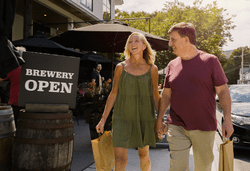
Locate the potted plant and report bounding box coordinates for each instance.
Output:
[87,79,113,140]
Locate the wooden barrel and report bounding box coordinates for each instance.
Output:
[0,103,11,107]
[0,106,16,171]
[12,110,74,171]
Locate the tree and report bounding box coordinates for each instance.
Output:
[115,0,235,69]
[115,9,176,70]
[224,46,250,84]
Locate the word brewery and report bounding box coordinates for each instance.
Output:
[24,68,75,93]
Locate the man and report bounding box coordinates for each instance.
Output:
[156,22,234,171]
[91,63,104,88]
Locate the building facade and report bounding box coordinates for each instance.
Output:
[12,0,124,41]
[238,67,250,84]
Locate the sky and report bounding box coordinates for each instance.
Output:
[116,0,250,51]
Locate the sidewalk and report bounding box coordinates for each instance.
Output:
[71,118,94,171]
[72,118,222,171]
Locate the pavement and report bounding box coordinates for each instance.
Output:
[71,118,223,171]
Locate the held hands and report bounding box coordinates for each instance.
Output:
[222,120,234,139]
[156,118,167,139]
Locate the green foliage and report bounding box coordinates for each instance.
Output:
[90,89,113,131]
[223,46,250,84]
[119,53,126,61]
[115,0,235,70]
[88,81,113,132]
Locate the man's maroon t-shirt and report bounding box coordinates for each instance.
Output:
[163,51,228,131]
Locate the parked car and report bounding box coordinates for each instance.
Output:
[216,84,250,147]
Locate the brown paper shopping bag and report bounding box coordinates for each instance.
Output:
[91,131,115,171]
[219,139,234,171]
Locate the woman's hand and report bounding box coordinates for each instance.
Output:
[155,118,167,139]
[96,119,105,134]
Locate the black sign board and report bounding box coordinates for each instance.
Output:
[18,51,80,109]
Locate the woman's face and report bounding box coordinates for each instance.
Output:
[128,35,146,55]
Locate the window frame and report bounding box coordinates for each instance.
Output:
[80,0,93,11]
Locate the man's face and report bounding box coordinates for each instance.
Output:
[168,31,187,56]
[96,64,102,71]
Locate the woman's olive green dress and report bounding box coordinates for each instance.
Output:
[112,64,160,149]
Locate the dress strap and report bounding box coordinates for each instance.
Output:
[148,64,153,73]
[121,62,125,70]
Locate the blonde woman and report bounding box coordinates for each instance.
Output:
[96,32,160,171]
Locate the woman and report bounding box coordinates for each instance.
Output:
[96,32,160,171]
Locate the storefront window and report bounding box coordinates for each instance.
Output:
[103,0,111,20]
[80,0,93,11]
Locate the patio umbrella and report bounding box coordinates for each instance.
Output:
[50,22,168,53]
[13,34,84,57]
[0,0,24,78]
[79,52,119,82]
[81,52,111,63]
[50,22,169,77]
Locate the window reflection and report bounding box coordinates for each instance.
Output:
[80,0,93,11]
[103,0,111,20]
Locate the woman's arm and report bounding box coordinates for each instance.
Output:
[96,63,123,133]
[151,65,160,114]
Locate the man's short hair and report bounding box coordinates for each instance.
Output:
[168,22,196,45]
[95,63,102,69]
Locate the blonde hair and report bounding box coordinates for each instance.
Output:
[123,32,156,65]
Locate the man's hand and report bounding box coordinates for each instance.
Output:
[222,120,234,139]
[155,118,167,139]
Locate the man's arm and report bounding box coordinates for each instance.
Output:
[156,88,171,138]
[215,84,234,138]
[91,71,97,83]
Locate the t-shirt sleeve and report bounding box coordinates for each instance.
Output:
[163,65,171,88]
[211,56,228,86]
[91,71,96,80]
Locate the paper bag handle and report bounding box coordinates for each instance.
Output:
[223,137,230,143]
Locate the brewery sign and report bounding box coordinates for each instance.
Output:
[18,51,80,109]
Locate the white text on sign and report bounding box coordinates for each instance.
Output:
[24,68,74,93]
